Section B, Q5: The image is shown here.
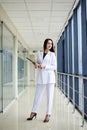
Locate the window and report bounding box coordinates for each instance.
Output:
[3,24,14,109]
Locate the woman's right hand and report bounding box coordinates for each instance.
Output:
[34,63,40,68]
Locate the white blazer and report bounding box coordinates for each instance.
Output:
[36,51,57,84]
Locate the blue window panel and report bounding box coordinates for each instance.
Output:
[57,39,63,72]
[66,24,72,100]
[57,33,65,92]
[81,0,87,76]
[57,40,59,72]
[73,8,79,107]
[66,25,69,74]
[60,34,64,72]
[61,33,65,92]
[64,27,68,96]
[68,19,73,100]
[57,34,64,72]
[81,0,87,119]
[61,33,65,73]
[64,27,68,73]
[73,9,78,75]
[58,30,68,94]
[68,19,72,74]
[66,23,73,101]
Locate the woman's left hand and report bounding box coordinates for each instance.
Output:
[39,64,46,69]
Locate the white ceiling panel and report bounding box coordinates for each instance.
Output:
[52,3,73,11]
[50,22,64,27]
[14,22,31,27]
[27,3,51,11]
[32,23,49,28]
[29,11,50,17]
[18,30,33,33]
[52,11,69,17]
[0,0,75,50]
[21,33,34,37]
[30,17,49,23]
[1,0,24,3]
[53,0,74,2]
[11,17,29,23]
[50,26,63,31]
[25,0,51,3]
[2,3,26,11]
[18,27,32,31]
[7,11,28,18]
[51,17,66,22]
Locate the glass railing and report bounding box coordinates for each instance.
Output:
[57,72,87,127]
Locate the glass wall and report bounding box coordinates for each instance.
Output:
[0,20,28,112]
[18,42,28,94]
[3,24,14,109]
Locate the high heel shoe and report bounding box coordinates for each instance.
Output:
[43,114,50,123]
[27,112,37,120]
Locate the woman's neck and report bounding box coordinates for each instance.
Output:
[44,49,49,53]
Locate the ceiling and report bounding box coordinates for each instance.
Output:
[0,0,75,50]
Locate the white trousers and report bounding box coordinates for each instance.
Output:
[32,84,54,115]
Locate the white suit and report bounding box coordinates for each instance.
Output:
[36,51,57,84]
[32,51,57,115]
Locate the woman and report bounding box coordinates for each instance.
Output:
[27,38,57,122]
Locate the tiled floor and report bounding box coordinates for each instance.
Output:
[0,85,87,130]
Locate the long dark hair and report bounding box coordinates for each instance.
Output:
[43,38,55,52]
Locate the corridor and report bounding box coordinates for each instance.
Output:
[0,85,87,130]
[0,0,87,129]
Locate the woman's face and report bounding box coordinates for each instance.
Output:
[46,40,52,50]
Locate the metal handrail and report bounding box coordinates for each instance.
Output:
[57,71,87,80]
[56,72,87,127]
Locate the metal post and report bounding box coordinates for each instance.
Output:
[81,79,84,127]
[58,74,59,88]
[72,75,75,113]
[59,75,61,90]
[64,75,66,98]
[59,74,61,93]
[61,74,63,94]
[57,74,59,88]
[58,74,60,89]
[67,75,70,104]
